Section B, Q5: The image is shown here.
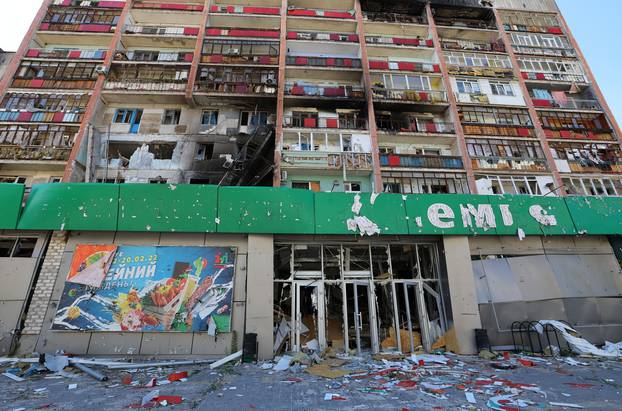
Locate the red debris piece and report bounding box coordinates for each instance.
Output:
[286,377,303,383]
[167,371,188,382]
[36,404,54,409]
[144,378,157,388]
[122,374,133,385]
[518,359,535,367]
[396,380,417,389]
[503,352,511,360]
[564,383,595,388]
[156,395,183,405]
[418,360,425,366]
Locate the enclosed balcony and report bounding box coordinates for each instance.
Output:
[539,111,615,142]
[281,151,373,172]
[459,106,535,138]
[529,89,602,112]
[0,124,77,162]
[508,32,575,58]
[284,83,365,100]
[369,60,440,74]
[210,4,280,16]
[288,31,358,43]
[440,38,505,53]
[283,112,368,130]
[131,1,204,26]
[194,66,278,96]
[25,48,107,61]
[40,6,120,32]
[500,10,563,35]
[11,60,98,90]
[551,143,622,174]
[430,2,497,32]
[206,28,280,39]
[286,56,362,70]
[123,25,199,48]
[380,153,463,170]
[52,0,125,9]
[376,114,454,135]
[467,137,548,172]
[287,7,355,20]
[373,88,448,106]
[103,65,189,102]
[518,57,587,84]
[445,51,514,78]
[114,49,193,63]
[201,39,279,65]
[0,92,89,124]
[382,170,470,194]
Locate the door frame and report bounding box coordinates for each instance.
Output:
[291,280,325,352]
[343,279,379,355]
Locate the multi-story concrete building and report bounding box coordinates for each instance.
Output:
[0,0,621,360]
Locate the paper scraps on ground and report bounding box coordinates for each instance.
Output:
[2,372,25,382]
[324,393,347,401]
[273,355,292,372]
[550,402,583,409]
[167,371,188,382]
[305,364,360,379]
[141,390,159,406]
[465,391,476,404]
[536,320,622,358]
[410,354,449,365]
[68,384,77,390]
[210,350,242,369]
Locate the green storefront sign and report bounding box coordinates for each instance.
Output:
[3,183,622,236]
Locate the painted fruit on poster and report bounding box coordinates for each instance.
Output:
[53,245,236,332]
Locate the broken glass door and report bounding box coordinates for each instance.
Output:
[394,281,433,353]
[345,281,377,355]
[292,282,325,352]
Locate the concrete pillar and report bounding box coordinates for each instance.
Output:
[442,236,482,355]
[245,234,274,360]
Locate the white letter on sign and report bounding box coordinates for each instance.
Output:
[529,205,557,226]
[460,204,497,230]
[428,203,455,228]
[499,204,514,226]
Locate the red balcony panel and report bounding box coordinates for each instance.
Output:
[183,27,199,36]
[587,132,595,139]
[30,79,45,88]
[536,73,546,80]
[433,64,441,73]
[287,31,298,40]
[210,55,224,63]
[324,87,345,97]
[243,7,279,15]
[326,118,338,128]
[60,0,71,5]
[68,50,82,59]
[348,35,359,42]
[342,59,353,67]
[426,39,434,47]
[388,155,401,166]
[258,56,272,65]
[294,57,308,65]
[544,129,554,138]
[291,86,305,95]
[548,27,564,35]
[425,123,437,133]
[397,62,416,71]
[210,5,219,12]
[330,33,340,41]
[288,9,316,17]
[98,1,125,8]
[532,99,552,107]
[419,92,429,101]
[394,38,420,46]
[206,28,223,36]
[324,11,354,19]
[303,118,317,128]
[326,58,336,67]
[78,24,111,33]
[521,72,529,79]
[559,130,572,138]
[26,49,40,57]
[53,112,66,123]
[369,60,389,70]
[40,23,50,30]
[517,127,531,137]
[17,112,33,122]
[228,29,279,38]
[184,53,194,62]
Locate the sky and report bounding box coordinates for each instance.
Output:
[0,0,620,123]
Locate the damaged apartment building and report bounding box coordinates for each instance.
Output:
[0,0,621,361]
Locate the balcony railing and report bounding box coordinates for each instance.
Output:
[210,5,280,15]
[376,120,454,134]
[462,124,535,138]
[206,28,280,39]
[512,45,576,58]
[201,54,278,65]
[543,128,615,141]
[0,110,84,124]
[133,2,203,12]
[434,18,496,30]
[104,79,187,92]
[116,51,193,63]
[194,81,277,95]
[504,24,564,36]
[366,36,433,47]
[455,92,490,104]
[447,65,514,78]
[441,40,505,53]
[39,22,116,33]
[531,98,602,111]
[381,154,463,170]
[11,78,97,90]
[286,56,362,69]
[369,60,440,73]
[363,12,425,25]
[0,145,72,161]
[283,116,368,130]
[373,88,448,104]
[521,71,587,83]
[288,31,358,42]
[281,151,373,170]
[53,0,124,8]
[285,84,365,99]
[25,48,107,60]
[288,8,355,19]
[125,25,199,36]
[566,159,622,174]
[471,156,548,172]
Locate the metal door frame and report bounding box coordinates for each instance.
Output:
[343,280,379,355]
[393,280,434,353]
[291,281,325,352]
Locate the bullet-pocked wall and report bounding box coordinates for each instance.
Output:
[470,235,622,347]
[18,231,275,359]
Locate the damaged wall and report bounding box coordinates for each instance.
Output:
[470,235,622,347]
[18,231,265,359]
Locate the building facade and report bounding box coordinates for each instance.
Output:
[0,0,621,360]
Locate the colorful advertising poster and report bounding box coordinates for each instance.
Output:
[53,246,236,333]
[66,245,117,288]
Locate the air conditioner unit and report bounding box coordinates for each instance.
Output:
[265,78,276,85]
[281,170,288,181]
[95,65,108,75]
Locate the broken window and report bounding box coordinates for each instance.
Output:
[391,244,418,279]
[201,110,219,126]
[113,109,134,124]
[0,237,37,258]
[162,109,181,125]
[195,143,214,161]
[343,246,371,277]
[293,244,322,276]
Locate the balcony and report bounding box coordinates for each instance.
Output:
[363,12,425,25]
[25,49,107,60]
[281,151,373,171]
[512,45,576,58]
[11,75,97,91]
[367,36,433,48]
[531,98,602,111]
[447,65,514,79]
[462,124,535,138]
[521,71,587,84]
[286,56,362,69]
[454,92,490,104]
[0,145,72,162]
[369,60,440,73]
[283,116,368,130]
[288,31,358,42]
[0,110,84,124]
[125,25,198,37]
[194,80,277,96]
[373,88,448,104]
[381,154,463,169]
[376,119,454,134]
[210,5,280,16]
[285,84,365,99]
[201,39,280,65]
[104,79,187,92]
[104,66,189,93]
[133,2,203,12]
[115,50,193,63]
[503,23,563,36]
[543,128,615,142]
[471,156,548,172]
[441,39,505,53]
[206,28,280,39]
[52,0,125,8]
[288,7,355,20]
